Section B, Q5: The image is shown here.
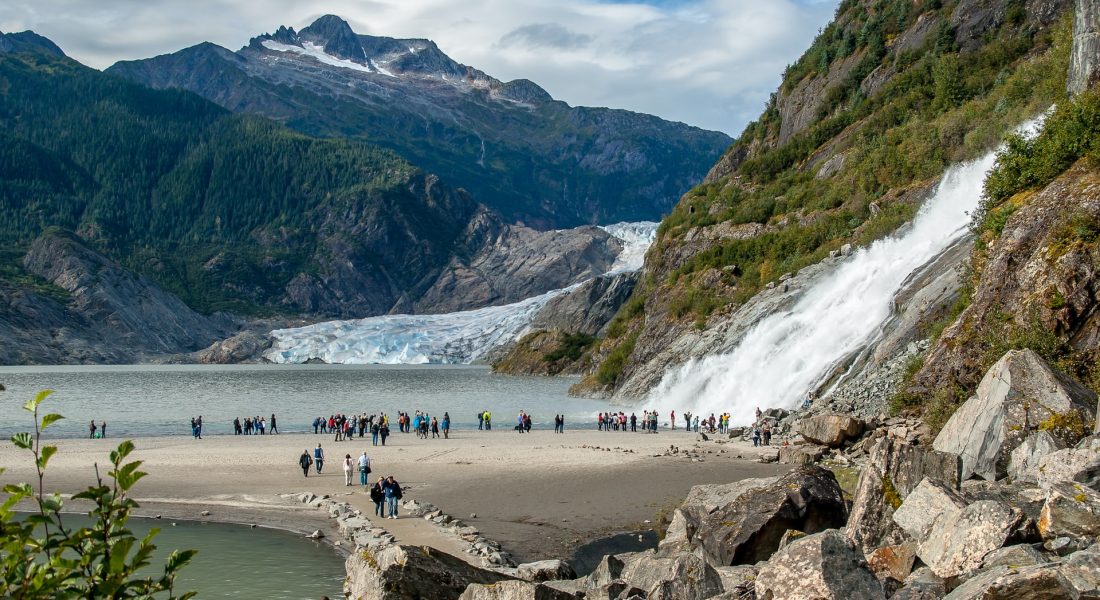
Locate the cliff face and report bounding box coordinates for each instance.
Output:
[579,0,1074,400]
[0,231,235,364]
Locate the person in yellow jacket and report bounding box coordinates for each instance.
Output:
[483,411,492,431]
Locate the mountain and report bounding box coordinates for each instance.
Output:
[0,30,64,56]
[574,0,1080,408]
[106,15,732,228]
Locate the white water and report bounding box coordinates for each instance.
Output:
[266,222,657,365]
[647,118,1045,425]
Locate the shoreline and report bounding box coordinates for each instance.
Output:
[0,429,788,565]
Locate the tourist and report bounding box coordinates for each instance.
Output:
[382,475,403,519]
[477,411,484,430]
[89,420,97,439]
[692,415,700,433]
[314,443,325,474]
[100,421,107,438]
[190,417,199,439]
[752,426,761,447]
[371,420,380,446]
[313,417,321,434]
[358,451,371,486]
[431,417,440,438]
[299,450,312,477]
[670,410,676,430]
[442,412,450,439]
[763,424,772,446]
[257,417,265,435]
[370,477,385,517]
[524,413,532,433]
[197,416,203,439]
[684,412,691,431]
[270,413,279,434]
[343,453,354,486]
[233,417,242,435]
[380,422,390,446]
[484,411,492,430]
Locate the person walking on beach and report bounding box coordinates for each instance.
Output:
[380,422,390,446]
[477,411,484,430]
[190,417,198,439]
[670,410,676,430]
[358,451,371,486]
[343,453,354,486]
[370,477,385,517]
[89,420,97,439]
[382,475,402,519]
[371,421,380,446]
[431,417,440,439]
[299,450,312,477]
[270,413,278,434]
[442,412,450,439]
[100,421,107,438]
[314,443,325,474]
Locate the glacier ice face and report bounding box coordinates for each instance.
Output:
[266,222,658,365]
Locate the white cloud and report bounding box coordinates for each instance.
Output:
[2,0,839,135]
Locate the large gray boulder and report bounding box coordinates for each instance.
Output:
[1035,436,1100,490]
[1038,482,1100,540]
[660,466,847,566]
[516,560,576,583]
[932,349,1097,481]
[798,414,865,447]
[980,544,1050,571]
[891,567,946,600]
[916,500,1027,579]
[617,550,723,600]
[1059,548,1100,596]
[1008,430,1067,483]
[345,545,515,600]
[892,478,969,541]
[754,530,885,600]
[458,581,578,600]
[943,564,1078,599]
[847,435,961,552]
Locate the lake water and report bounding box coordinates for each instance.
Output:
[0,364,618,438]
[53,515,345,599]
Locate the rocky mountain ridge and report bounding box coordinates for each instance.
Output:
[106,15,732,228]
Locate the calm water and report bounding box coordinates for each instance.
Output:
[53,515,344,599]
[0,364,616,438]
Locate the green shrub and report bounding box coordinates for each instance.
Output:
[543,333,597,363]
[596,331,639,385]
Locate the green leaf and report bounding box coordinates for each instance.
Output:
[23,389,54,413]
[37,445,58,470]
[11,432,32,449]
[40,413,64,430]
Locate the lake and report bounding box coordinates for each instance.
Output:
[0,364,617,439]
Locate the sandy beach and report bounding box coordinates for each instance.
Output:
[0,428,788,564]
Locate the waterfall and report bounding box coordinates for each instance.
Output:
[647,117,1045,425]
[265,222,657,364]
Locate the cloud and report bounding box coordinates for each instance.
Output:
[1,0,839,135]
[498,23,593,50]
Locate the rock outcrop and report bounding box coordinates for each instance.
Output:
[755,530,885,600]
[932,349,1097,481]
[1069,0,1100,95]
[345,545,514,600]
[797,414,865,447]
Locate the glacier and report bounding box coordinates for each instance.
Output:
[266,222,657,365]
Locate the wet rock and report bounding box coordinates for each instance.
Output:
[458,581,578,600]
[1038,482,1100,539]
[932,349,1097,481]
[943,564,1077,600]
[516,560,576,583]
[755,530,885,600]
[847,435,962,553]
[798,414,865,447]
[660,466,847,566]
[345,544,515,600]
[916,500,1026,579]
[892,567,946,600]
[1008,431,1066,483]
[308,530,324,539]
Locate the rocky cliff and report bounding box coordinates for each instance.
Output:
[0,231,235,363]
[107,15,731,228]
[577,0,1075,403]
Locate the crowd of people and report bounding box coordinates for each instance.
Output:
[233,414,278,435]
[296,445,404,518]
[88,420,107,439]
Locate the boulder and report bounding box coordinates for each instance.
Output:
[714,565,757,597]
[1058,548,1100,596]
[1035,441,1100,490]
[960,480,1048,523]
[754,530,885,600]
[892,478,969,541]
[866,542,917,583]
[585,554,627,590]
[891,567,946,600]
[916,500,1026,579]
[942,564,1077,600]
[345,545,515,600]
[932,349,1097,481]
[798,414,865,447]
[980,544,1049,570]
[1038,482,1100,540]
[661,467,847,566]
[618,550,723,600]
[458,581,578,600]
[847,435,962,552]
[1008,430,1067,482]
[516,560,576,583]
[778,444,827,465]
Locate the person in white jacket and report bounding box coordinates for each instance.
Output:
[358,452,371,486]
[343,453,354,486]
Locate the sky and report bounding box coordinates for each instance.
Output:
[2,0,840,135]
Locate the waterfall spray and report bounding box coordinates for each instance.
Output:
[647,117,1046,425]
